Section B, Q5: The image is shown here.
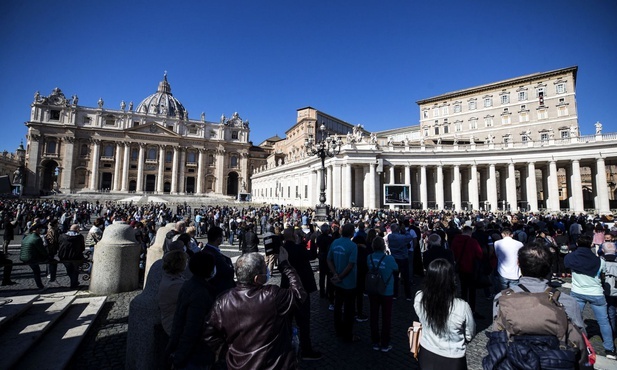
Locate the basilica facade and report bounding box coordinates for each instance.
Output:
[24,74,256,198]
[251,66,617,214]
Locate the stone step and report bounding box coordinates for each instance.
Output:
[0,294,39,330]
[14,296,107,370]
[0,292,77,370]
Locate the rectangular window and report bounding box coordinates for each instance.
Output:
[561,130,569,139]
[556,83,566,94]
[167,125,174,131]
[518,91,527,101]
[434,127,439,135]
[133,121,139,127]
[484,117,493,127]
[541,133,549,142]
[423,110,428,118]
[433,109,439,118]
[83,116,92,125]
[519,112,529,122]
[484,98,492,107]
[522,135,528,143]
[453,104,461,113]
[105,119,115,126]
[442,106,448,115]
[50,110,60,120]
[456,122,462,132]
[558,106,568,117]
[501,116,511,125]
[537,109,548,120]
[46,141,56,154]
[232,131,239,139]
[469,101,477,110]
[501,95,509,104]
[470,120,477,130]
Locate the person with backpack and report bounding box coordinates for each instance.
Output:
[414,258,475,370]
[602,242,617,336]
[366,236,397,352]
[565,234,616,360]
[486,242,590,369]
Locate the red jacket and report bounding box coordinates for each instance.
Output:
[450,234,483,274]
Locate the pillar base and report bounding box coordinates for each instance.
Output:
[315,204,329,222]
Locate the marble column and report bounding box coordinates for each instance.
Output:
[526,162,538,212]
[404,166,411,185]
[420,165,428,209]
[570,160,584,213]
[178,149,186,194]
[89,139,101,191]
[327,164,333,207]
[121,143,130,192]
[469,164,479,210]
[136,143,145,192]
[60,137,75,191]
[487,164,498,211]
[332,163,342,208]
[452,165,461,211]
[196,149,205,195]
[547,161,560,212]
[157,146,165,193]
[435,165,444,210]
[389,165,395,185]
[113,143,122,192]
[369,163,376,209]
[506,162,518,211]
[171,147,179,194]
[343,164,353,208]
[594,157,611,214]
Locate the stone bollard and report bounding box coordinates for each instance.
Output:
[144,223,173,287]
[126,259,167,370]
[89,222,140,295]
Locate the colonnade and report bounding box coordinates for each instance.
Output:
[252,154,613,214]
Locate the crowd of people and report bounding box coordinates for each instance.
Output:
[2,196,617,368]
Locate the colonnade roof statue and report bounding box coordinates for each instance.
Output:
[135,72,188,121]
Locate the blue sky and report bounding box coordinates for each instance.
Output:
[1,1,615,152]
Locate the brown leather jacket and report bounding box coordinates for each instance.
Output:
[204,260,306,370]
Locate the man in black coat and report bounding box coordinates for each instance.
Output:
[280,226,322,361]
[57,224,85,289]
[203,226,235,298]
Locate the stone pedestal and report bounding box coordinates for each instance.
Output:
[126,259,167,370]
[144,223,173,287]
[89,222,140,295]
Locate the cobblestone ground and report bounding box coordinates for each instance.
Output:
[2,238,615,369]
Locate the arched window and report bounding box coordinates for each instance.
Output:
[80,144,89,157]
[187,151,196,163]
[131,148,139,161]
[147,148,157,160]
[230,155,238,168]
[208,154,215,166]
[166,151,173,162]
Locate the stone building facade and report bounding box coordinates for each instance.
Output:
[251,66,617,214]
[24,74,253,197]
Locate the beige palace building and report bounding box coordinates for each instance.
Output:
[23,74,257,198]
[251,66,617,214]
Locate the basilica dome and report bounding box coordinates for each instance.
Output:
[136,72,187,120]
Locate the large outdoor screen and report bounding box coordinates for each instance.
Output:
[383,184,411,205]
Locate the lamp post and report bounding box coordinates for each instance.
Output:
[305,123,342,221]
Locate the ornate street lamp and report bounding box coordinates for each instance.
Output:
[305,123,342,221]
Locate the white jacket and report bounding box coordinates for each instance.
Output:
[414,291,475,358]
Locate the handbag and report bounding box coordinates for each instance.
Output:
[407,321,422,359]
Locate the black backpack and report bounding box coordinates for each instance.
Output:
[365,254,391,295]
[483,284,587,370]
